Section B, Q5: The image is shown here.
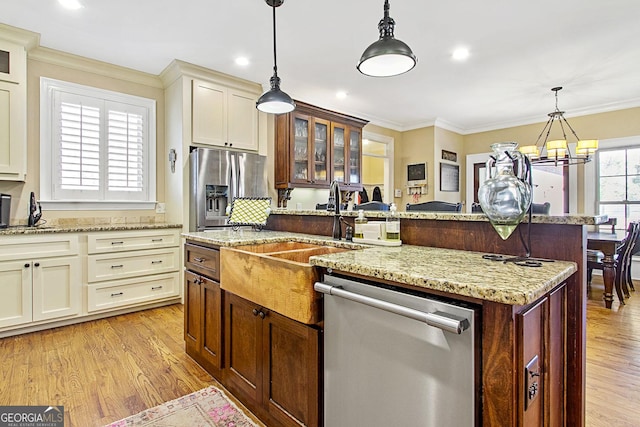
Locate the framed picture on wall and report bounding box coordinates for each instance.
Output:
[440,163,459,192]
[442,149,457,162]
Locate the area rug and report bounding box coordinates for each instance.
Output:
[104,385,259,427]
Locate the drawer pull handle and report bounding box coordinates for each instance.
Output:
[111,292,124,297]
[151,286,163,290]
[152,238,163,242]
[34,262,40,267]
[151,260,163,264]
[111,264,124,269]
[193,257,206,263]
[24,263,30,268]
[111,241,124,245]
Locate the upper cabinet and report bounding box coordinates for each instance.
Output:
[0,25,38,182]
[275,101,368,193]
[192,78,259,151]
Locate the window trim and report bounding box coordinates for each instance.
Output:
[40,77,157,210]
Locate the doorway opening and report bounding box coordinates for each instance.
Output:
[362,131,394,204]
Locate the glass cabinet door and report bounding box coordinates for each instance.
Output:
[312,119,330,185]
[292,115,310,183]
[349,128,361,185]
[332,123,346,183]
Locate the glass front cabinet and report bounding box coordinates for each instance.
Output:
[275,101,368,206]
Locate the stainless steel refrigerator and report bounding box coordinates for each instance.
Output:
[189,147,268,231]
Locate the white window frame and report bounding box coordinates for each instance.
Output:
[40,77,156,210]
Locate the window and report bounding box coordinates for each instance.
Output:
[597,146,640,229]
[40,78,156,210]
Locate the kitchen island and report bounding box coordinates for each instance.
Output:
[264,209,599,427]
[183,228,580,426]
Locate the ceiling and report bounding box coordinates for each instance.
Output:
[2,0,640,134]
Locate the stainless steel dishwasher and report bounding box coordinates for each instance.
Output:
[315,274,479,427]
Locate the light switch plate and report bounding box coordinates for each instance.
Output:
[394,189,402,197]
[155,202,166,214]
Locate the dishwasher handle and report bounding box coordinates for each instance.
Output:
[315,282,470,335]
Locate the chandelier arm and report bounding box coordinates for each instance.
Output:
[534,117,554,146]
[559,115,582,142]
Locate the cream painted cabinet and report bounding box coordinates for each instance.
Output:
[86,229,181,313]
[0,37,27,181]
[192,78,258,151]
[0,235,81,329]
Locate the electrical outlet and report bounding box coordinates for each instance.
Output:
[155,203,166,214]
[525,355,540,410]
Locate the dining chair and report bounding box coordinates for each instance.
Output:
[471,202,483,213]
[624,224,640,294]
[354,201,390,211]
[587,221,639,303]
[406,201,462,212]
[531,202,551,215]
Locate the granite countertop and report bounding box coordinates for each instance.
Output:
[183,229,577,305]
[270,208,606,225]
[0,223,183,236]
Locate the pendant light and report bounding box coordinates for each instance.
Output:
[357,0,417,77]
[256,0,295,114]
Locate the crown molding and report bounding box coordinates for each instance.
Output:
[160,59,262,93]
[28,46,163,89]
[0,23,40,50]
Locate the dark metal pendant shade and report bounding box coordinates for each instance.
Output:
[357,0,417,77]
[256,0,295,114]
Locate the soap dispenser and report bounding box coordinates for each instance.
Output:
[386,203,400,241]
[354,209,367,239]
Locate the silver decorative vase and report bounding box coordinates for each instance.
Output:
[478,142,532,240]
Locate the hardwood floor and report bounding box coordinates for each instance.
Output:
[0,304,263,427]
[1,286,638,427]
[586,280,640,427]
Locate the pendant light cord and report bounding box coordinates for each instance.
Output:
[271,3,278,77]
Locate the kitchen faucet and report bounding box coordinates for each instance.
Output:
[328,181,342,240]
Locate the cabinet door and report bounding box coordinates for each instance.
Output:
[519,297,547,426]
[0,80,26,181]
[331,122,346,184]
[192,79,226,146]
[228,89,258,151]
[0,260,31,328]
[32,256,81,322]
[291,113,311,185]
[201,275,223,377]
[224,292,263,409]
[263,310,321,427]
[348,127,362,187]
[311,118,330,186]
[184,271,202,355]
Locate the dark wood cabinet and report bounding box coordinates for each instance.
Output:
[275,101,368,205]
[184,240,321,427]
[184,243,223,378]
[224,292,321,427]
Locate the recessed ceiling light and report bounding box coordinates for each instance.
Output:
[58,0,83,10]
[336,91,348,99]
[235,57,250,66]
[452,47,470,61]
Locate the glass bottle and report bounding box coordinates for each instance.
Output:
[386,203,400,241]
[354,209,367,239]
[478,142,532,240]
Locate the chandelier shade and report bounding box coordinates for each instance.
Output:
[518,87,598,166]
[256,0,295,114]
[357,0,417,77]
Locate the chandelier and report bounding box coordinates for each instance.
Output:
[519,87,598,165]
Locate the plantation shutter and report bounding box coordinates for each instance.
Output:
[107,105,145,193]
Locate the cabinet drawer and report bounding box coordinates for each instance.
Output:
[87,229,180,254]
[0,234,79,260]
[88,247,180,282]
[185,243,220,281]
[87,272,180,313]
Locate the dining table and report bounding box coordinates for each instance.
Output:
[587,230,627,308]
